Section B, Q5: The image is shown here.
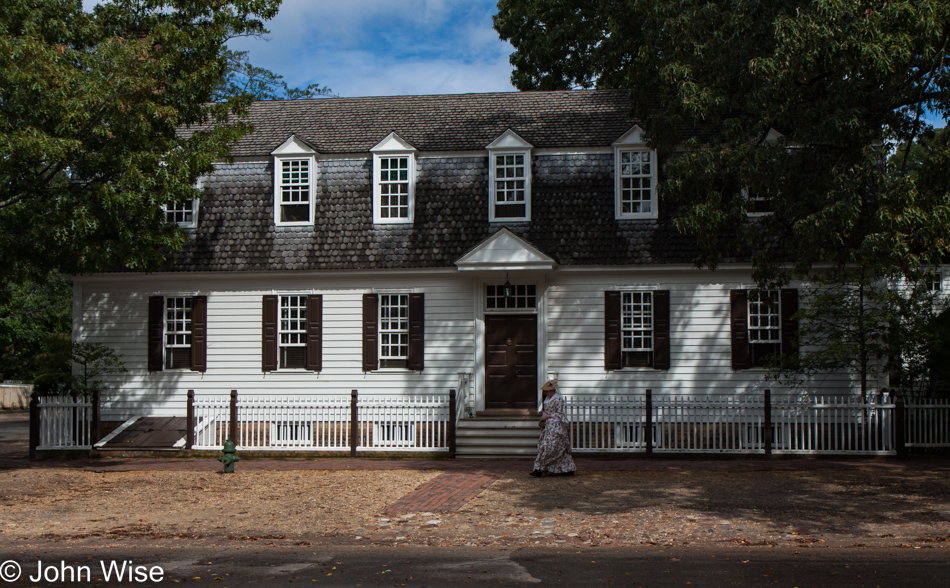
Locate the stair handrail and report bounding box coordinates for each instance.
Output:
[455,372,470,425]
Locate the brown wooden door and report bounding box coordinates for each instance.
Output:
[485,314,538,410]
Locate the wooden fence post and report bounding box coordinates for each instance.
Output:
[645,389,653,456]
[764,389,772,457]
[229,390,238,445]
[448,389,457,458]
[91,388,101,446]
[350,390,358,457]
[29,390,39,460]
[186,390,195,450]
[894,392,907,459]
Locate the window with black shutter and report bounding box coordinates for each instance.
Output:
[363,292,424,371]
[605,290,670,370]
[263,294,322,372]
[148,295,206,372]
[731,288,798,369]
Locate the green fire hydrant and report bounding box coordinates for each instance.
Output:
[218,439,240,473]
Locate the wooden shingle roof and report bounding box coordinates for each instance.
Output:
[195,89,638,155]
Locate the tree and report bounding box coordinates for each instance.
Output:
[495,0,950,285]
[213,49,333,101]
[766,268,946,401]
[0,271,71,382]
[496,1,950,395]
[0,0,283,281]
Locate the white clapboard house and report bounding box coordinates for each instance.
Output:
[71,89,879,456]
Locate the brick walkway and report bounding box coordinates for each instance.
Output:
[382,471,503,513]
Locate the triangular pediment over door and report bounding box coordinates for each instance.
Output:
[455,229,556,272]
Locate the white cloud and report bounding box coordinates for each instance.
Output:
[229,0,515,96]
[303,49,515,96]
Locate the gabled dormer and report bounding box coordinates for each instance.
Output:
[613,125,657,220]
[487,130,533,222]
[272,135,317,226]
[371,132,417,224]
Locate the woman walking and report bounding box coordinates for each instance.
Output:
[530,379,576,477]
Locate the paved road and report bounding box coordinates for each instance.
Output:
[0,411,27,442]
[1,543,948,587]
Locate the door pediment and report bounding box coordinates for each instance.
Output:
[455,229,556,271]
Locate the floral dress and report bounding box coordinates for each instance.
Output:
[533,392,576,474]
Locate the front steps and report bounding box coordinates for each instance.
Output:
[455,417,541,459]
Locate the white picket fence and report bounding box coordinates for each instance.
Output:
[905,398,950,448]
[356,395,450,452]
[565,394,900,455]
[36,395,95,450]
[32,392,950,455]
[191,393,450,452]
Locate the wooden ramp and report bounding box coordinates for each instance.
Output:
[95,416,187,451]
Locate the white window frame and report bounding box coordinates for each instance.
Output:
[271,135,317,227]
[278,294,308,370]
[621,291,654,353]
[744,129,788,218]
[927,272,943,293]
[748,290,781,344]
[371,133,416,224]
[379,293,410,367]
[613,126,658,220]
[741,186,773,217]
[163,296,192,370]
[162,199,198,228]
[274,156,315,226]
[487,130,533,222]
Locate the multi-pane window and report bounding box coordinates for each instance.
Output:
[164,297,192,369]
[279,295,307,369]
[486,284,536,310]
[748,290,781,366]
[928,273,943,292]
[618,150,653,215]
[164,200,196,227]
[377,156,410,220]
[743,186,774,215]
[492,153,528,219]
[621,292,654,367]
[379,294,409,368]
[278,158,311,223]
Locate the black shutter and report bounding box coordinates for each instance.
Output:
[605,291,622,370]
[780,288,799,357]
[262,295,278,372]
[362,293,379,372]
[407,293,425,371]
[306,295,323,372]
[191,296,207,372]
[653,290,671,370]
[730,290,750,370]
[148,296,164,372]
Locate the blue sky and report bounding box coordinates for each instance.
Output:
[227,0,515,97]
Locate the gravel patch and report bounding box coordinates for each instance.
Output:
[1,468,948,551]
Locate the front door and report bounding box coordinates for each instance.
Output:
[485,314,538,410]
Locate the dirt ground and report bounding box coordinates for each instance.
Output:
[2,467,949,551]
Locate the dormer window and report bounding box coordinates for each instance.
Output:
[742,186,774,216]
[371,133,416,224]
[487,130,532,222]
[271,135,316,226]
[613,126,658,220]
[163,200,197,228]
[744,128,787,217]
